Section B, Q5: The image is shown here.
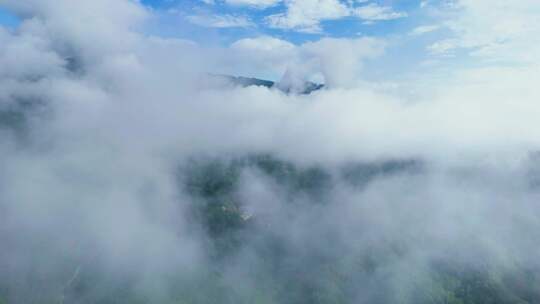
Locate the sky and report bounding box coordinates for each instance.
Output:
[141,0,420,41]
[1,0,538,82]
[143,0,540,83]
[137,0,441,80]
[0,6,18,27]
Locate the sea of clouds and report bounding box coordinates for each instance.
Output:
[1,0,540,303]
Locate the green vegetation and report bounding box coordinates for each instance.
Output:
[174,155,540,304]
[1,155,539,303]
[0,108,26,132]
[0,98,43,137]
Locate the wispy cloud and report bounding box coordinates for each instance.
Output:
[224,0,282,9]
[425,0,540,63]
[186,13,254,28]
[353,3,408,23]
[266,0,406,33]
[410,24,440,36]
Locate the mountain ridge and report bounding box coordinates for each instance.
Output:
[210,74,324,95]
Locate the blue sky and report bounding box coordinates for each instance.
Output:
[139,0,435,45]
[4,0,530,83]
[0,0,456,83]
[0,6,19,28]
[0,1,445,52]
[135,0,452,81]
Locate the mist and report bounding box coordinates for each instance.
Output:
[1,0,540,303]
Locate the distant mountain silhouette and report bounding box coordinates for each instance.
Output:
[210,74,324,95]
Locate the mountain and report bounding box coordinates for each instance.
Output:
[209,74,324,95]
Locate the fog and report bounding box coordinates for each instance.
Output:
[1,0,540,303]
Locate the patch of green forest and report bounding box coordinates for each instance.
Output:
[1,153,539,303]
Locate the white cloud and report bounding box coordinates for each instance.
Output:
[353,3,408,22]
[428,0,540,63]
[186,14,254,28]
[2,3,540,303]
[228,36,384,88]
[410,24,440,35]
[266,0,350,33]
[427,38,459,55]
[266,0,406,33]
[0,0,147,61]
[231,35,296,53]
[224,0,282,9]
[301,37,384,87]
[228,36,298,77]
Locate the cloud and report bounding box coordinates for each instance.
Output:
[231,35,296,52]
[0,0,147,59]
[266,0,406,33]
[427,38,459,55]
[410,24,440,35]
[266,0,350,33]
[352,3,408,23]
[1,1,540,303]
[427,0,540,63]
[186,13,254,28]
[228,36,384,87]
[226,36,299,79]
[224,0,282,9]
[301,37,384,87]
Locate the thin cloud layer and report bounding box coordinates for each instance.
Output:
[225,0,282,8]
[426,0,540,63]
[228,36,384,87]
[266,0,406,33]
[184,0,407,33]
[187,13,254,28]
